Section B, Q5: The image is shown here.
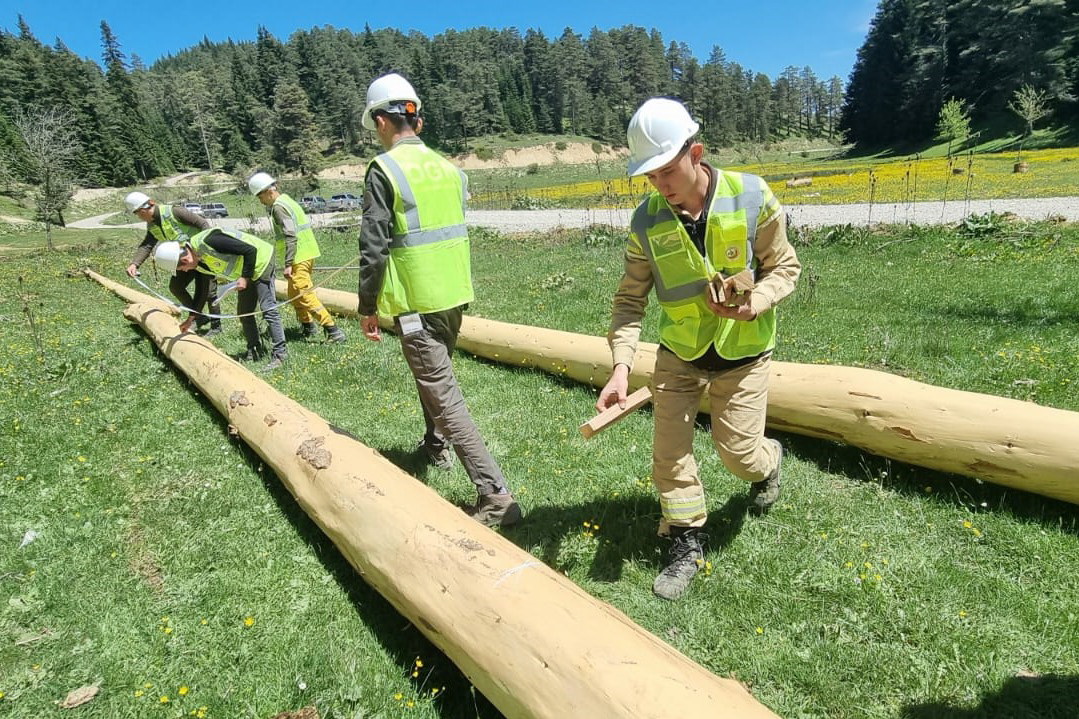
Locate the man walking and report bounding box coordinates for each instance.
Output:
[247,172,346,343]
[123,191,221,336]
[357,72,521,528]
[154,229,288,372]
[596,98,801,600]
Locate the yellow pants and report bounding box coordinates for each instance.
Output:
[287,259,334,326]
[651,349,781,534]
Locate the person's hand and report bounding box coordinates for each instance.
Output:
[283,265,293,278]
[235,277,248,291]
[705,286,758,321]
[708,296,758,321]
[179,316,195,333]
[125,263,139,278]
[361,314,381,342]
[596,364,630,412]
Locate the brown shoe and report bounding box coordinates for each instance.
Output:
[465,492,522,528]
[749,438,783,513]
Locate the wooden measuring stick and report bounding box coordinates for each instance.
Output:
[579,386,653,439]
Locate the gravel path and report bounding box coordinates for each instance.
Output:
[69,196,1079,234]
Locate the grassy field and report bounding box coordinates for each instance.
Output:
[468,146,1079,210]
[1,217,1078,719]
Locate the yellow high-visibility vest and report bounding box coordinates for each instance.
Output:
[270,193,320,265]
[148,205,201,244]
[632,170,779,361]
[190,229,273,281]
[368,142,474,317]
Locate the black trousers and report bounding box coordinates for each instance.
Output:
[170,269,220,328]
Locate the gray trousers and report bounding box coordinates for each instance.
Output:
[397,309,508,496]
[237,266,286,360]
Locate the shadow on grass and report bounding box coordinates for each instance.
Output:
[924,301,1079,328]
[900,673,1079,719]
[780,430,1079,536]
[501,490,754,585]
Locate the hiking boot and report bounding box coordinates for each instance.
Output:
[261,356,286,372]
[241,346,264,362]
[653,527,705,601]
[749,438,784,514]
[465,491,522,528]
[325,325,347,343]
[202,325,223,338]
[301,321,319,339]
[417,440,454,471]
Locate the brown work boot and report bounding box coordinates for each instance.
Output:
[416,440,453,471]
[749,438,783,513]
[652,526,705,601]
[465,492,522,528]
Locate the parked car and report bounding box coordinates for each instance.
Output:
[200,202,229,219]
[327,193,362,212]
[300,195,328,213]
[182,202,203,216]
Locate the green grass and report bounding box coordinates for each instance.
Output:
[1,220,1078,718]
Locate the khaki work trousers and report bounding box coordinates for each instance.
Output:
[651,348,781,535]
[287,259,334,326]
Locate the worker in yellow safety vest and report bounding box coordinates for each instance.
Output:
[154,229,288,372]
[596,98,802,600]
[123,191,222,336]
[247,172,346,343]
[357,72,521,528]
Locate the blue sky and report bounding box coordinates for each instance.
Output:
[4,0,877,82]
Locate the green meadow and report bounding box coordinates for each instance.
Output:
[1,216,1078,718]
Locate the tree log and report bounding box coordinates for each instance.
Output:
[289,283,1079,506]
[97,284,776,718]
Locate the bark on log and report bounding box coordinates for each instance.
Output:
[291,283,1079,506]
[95,277,777,718]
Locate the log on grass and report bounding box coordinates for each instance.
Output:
[293,284,1079,506]
[116,298,778,719]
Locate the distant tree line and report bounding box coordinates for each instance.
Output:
[0,17,845,187]
[841,0,1079,147]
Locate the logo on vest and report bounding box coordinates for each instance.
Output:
[725,246,739,260]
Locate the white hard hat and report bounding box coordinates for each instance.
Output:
[247,172,276,196]
[125,191,152,213]
[626,98,701,176]
[362,73,421,131]
[154,241,183,276]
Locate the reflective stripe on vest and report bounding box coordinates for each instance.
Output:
[634,171,777,362]
[271,194,320,264]
[369,143,474,316]
[148,205,200,245]
[189,228,273,281]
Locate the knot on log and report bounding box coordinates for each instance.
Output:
[264,414,278,427]
[297,437,332,470]
[229,391,251,409]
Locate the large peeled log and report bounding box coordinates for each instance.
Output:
[109,295,778,719]
[288,282,1079,506]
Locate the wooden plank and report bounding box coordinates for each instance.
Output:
[579,386,653,439]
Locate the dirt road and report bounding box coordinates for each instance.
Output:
[67,196,1079,235]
